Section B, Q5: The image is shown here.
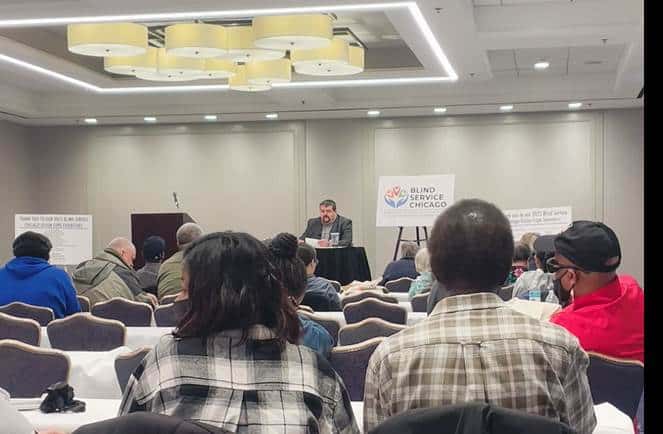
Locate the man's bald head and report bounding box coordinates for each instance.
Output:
[176,223,203,248]
[107,237,136,268]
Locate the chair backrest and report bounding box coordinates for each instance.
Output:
[77,295,91,312]
[327,280,342,293]
[0,339,70,398]
[341,291,397,308]
[329,337,384,401]
[297,310,341,346]
[0,312,41,346]
[159,294,178,305]
[0,302,54,326]
[47,313,126,351]
[384,277,414,293]
[301,291,338,312]
[410,293,429,312]
[587,352,644,419]
[338,318,406,346]
[498,285,514,301]
[343,298,408,325]
[91,297,153,326]
[115,347,151,393]
[154,300,188,327]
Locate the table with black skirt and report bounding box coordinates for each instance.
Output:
[314,246,372,285]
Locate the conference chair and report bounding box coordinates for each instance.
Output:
[586,352,644,419]
[341,291,398,308]
[0,301,54,326]
[327,279,342,293]
[410,293,429,312]
[160,294,178,305]
[0,312,41,346]
[329,337,384,401]
[47,313,126,351]
[384,277,414,293]
[497,285,514,301]
[91,298,153,327]
[298,310,341,346]
[338,318,406,346]
[115,347,151,393]
[343,298,408,325]
[0,339,70,398]
[301,291,341,312]
[77,295,91,312]
[154,300,188,327]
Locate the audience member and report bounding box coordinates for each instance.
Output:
[156,223,203,300]
[72,237,157,307]
[135,236,165,295]
[408,247,433,299]
[296,243,342,311]
[377,242,419,286]
[363,199,596,433]
[269,233,334,358]
[512,235,559,303]
[119,231,359,433]
[549,221,644,363]
[520,232,539,270]
[505,242,531,285]
[0,232,80,318]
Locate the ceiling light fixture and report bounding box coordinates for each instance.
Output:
[83,118,97,124]
[200,58,236,79]
[104,47,158,75]
[367,110,380,117]
[246,58,292,84]
[221,25,285,62]
[204,115,218,121]
[143,116,157,122]
[499,105,514,111]
[165,23,227,58]
[253,14,333,50]
[265,113,279,119]
[67,23,147,57]
[229,64,271,91]
[534,61,550,70]
[433,107,447,114]
[568,102,583,109]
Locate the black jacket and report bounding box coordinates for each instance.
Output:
[300,215,353,247]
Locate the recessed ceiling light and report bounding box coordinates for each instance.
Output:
[367,110,381,117]
[143,116,157,122]
[499,105,514,111]
[433,107,447,114]
[204,115,218,121]
[534,61,550,70]
[83,118,97,124]
[568,102,583,109]
[265,113,278,120]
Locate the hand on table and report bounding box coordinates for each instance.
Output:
[318,240,330,247]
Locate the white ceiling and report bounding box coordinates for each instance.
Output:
[0,0,643,126]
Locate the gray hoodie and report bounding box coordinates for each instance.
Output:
[512,269,559,304]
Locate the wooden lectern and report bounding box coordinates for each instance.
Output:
[131,213,194,269]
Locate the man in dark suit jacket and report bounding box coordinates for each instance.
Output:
[299,199,353,247]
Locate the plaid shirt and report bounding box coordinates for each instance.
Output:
[363,292,596,434]
[119,325,359,434]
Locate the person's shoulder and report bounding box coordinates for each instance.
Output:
[161,251,183,267]
[519,310,583,353]
[339,214,352,224]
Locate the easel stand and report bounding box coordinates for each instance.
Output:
[393,226,429,261]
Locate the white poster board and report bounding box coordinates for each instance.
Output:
[376,175,455,227]
[504,206,572,241]
[14,214,93,265]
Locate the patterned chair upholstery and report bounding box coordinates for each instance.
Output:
[384,277,415,293]
[115,347,151,393]
[0,339,70,398]
[343,298,407,325]
[91,298,153,327]
[0,302,54,326]
[587,352,644,419]
[338,318,406,346]
[154,300,188,327]
[297,310,341,346]
[341,291,397,308]
[47,313,126,351]
[410,293,429,312]
[329,337,384,401]
[77,295,91,312]
[0,312,41,346]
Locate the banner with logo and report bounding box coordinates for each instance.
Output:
[504,206,572,241]
[376,175,455,227]
[15,214,93,265]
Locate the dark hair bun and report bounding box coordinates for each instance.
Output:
[269,233,298,259]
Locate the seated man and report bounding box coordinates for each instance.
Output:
[157,223,203,300]
[135,236,166,295]
[513,235,559,303]
[364,199,596,434]
[299,199,352,247]
[297,244,342,311]
[377,242,419,286]
[549,221,644,363]
[72,237,157,308]
[0,231,80,318]
[504,242,531,285]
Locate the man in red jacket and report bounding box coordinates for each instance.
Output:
[549,221,644,363]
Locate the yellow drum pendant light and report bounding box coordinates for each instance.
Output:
[165,23,227,58]
[220,25,285,62]
[135,70,199,82]
[104,47,158,75]
[156,47,205,76]
[68,23,147,57]
[295,43,365,76]
[229,64,271,92]
[246,58,292,84]
[200,59,236,79]
[253,14,333,50]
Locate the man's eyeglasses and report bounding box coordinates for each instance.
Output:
[546,258,584,274]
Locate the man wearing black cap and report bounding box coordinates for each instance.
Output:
[549,221,644,363]
[135,236,166,295]
[0,231,80,318]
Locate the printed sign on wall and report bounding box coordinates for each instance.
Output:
[504,206,572,241]
[15,214,93,265]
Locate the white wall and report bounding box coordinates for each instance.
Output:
[16,108,643,284]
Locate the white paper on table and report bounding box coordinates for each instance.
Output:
[305,238,320,247]
[592,402,635,434]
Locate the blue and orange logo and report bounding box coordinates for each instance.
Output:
[384,186,408,208]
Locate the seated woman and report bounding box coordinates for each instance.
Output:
[377,242,420,286]
[269,233,335,358]
[504,242,531,285]
[512,235,559,304]
[408,248,434,299]
[119,231,359,433]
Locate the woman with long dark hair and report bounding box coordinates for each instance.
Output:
[119,231,358,433]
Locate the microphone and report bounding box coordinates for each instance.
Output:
[173,192,180,209]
